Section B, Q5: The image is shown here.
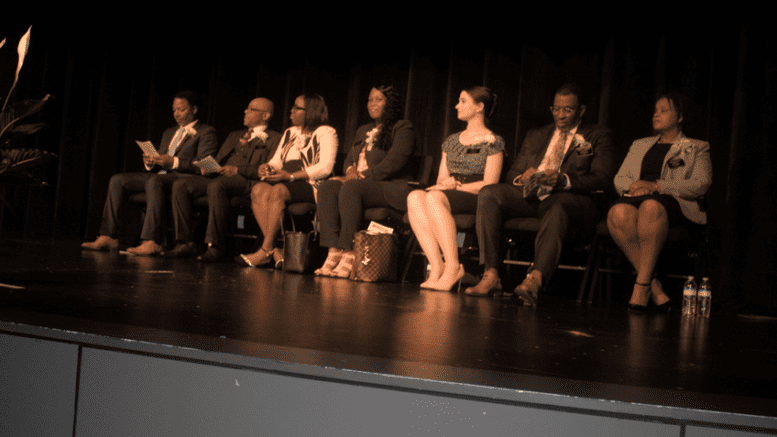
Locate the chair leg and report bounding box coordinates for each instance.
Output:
[604,254,613,302]
[400,234,420,283]
[587,242,604,304]
[577,235,600,303]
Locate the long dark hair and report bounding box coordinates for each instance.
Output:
[372,85,402,151]
[302,93,329,132]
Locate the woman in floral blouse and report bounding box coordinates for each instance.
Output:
[407,86,504,291]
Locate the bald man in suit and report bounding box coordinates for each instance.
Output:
[165,97,282,262]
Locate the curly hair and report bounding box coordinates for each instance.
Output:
[372,85,402,151]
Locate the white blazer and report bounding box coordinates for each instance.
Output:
[614,133,712,224]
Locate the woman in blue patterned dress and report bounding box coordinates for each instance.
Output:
[407,86,504,291]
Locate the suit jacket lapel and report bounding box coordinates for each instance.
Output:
[171,121,201,157]
[243,137,266,163]
[216,129,245,163]
[560,124,590,165]
[158,129,174,155]
[660,132,687,178]
[663,132,685,163]
[534,125,555,167]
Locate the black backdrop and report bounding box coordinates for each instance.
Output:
[1,19,774,312]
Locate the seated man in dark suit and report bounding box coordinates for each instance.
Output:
[81,90,219,255]
[465,84,614,305]
[164,97,282,262]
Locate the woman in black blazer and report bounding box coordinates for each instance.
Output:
[314,86,416,278]
[607,93,712,312]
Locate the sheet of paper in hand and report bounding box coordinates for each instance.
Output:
[136,141,159,156]
[193,155,222,173]
[522,172,543,198]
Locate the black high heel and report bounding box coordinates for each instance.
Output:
[628,282,651,313]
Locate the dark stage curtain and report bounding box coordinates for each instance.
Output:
[1,21,773,312]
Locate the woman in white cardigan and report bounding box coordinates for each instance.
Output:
[607,93,712,312]
[236,93,338,267]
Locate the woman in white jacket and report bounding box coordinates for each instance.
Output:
[607,93,712,312]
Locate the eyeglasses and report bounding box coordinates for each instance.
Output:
[292,105,306,111]
[550,106,578,115]
[246,107,269,113]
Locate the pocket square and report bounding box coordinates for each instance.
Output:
[572,134,593,156]
[576,147,593,156]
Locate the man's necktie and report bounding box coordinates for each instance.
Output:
[159,127,186,174]
[167,127,186,157]
[536,130,568,200]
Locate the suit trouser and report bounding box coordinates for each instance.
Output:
[475,185,596,286]
[171,174,251,247]
[99,172,181,244]
[317,179,390,250]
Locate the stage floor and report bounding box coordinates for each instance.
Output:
[1,236,776,421]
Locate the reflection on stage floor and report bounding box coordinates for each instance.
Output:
[1,236,776,420]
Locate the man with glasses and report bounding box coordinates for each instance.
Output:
[164,97,282,261]
[464,84,614,305]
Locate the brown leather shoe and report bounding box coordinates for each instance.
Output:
[465,268,499,296]
[81,235,119,251]
[126,240,163,257]
[514,270,542,306]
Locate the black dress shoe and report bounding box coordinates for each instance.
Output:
[655,301,673,314]
[162,242,197,258]
[627,304,649,313]
[197,247,225,263]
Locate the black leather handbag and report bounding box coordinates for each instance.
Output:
[283,231,315,273]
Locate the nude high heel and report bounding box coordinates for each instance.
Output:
[428,264,465,292]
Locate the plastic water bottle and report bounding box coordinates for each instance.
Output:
[682,276,697,316]
[697,277,712,318]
